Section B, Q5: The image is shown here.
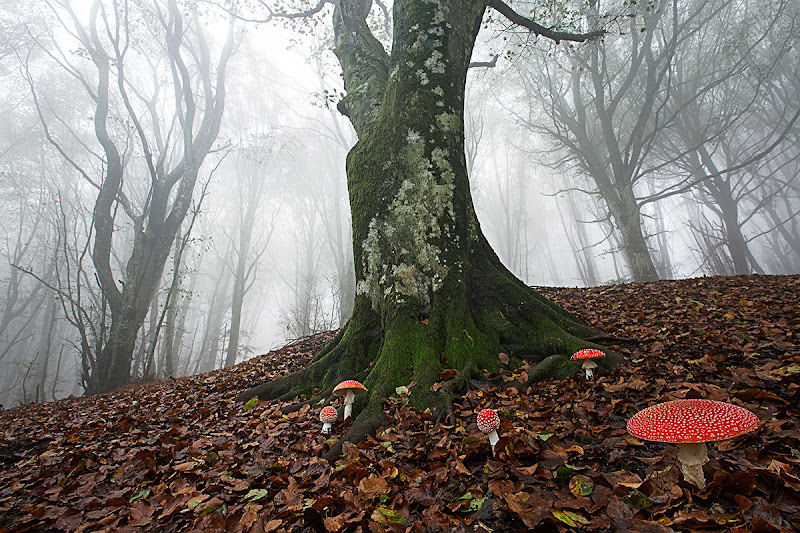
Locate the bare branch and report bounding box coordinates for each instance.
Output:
[469,53,499,69]
[200,0,331,24]
[487,0,605,43]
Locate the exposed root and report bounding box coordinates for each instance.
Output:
[435,361,478,424]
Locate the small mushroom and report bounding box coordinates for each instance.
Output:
[627,399,759,489]
[571,349,606,380]
[319,406,337,434]
[333,380,367,419]
[477,409,501,456]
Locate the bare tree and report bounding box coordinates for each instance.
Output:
[25,0,235,393]
[510,0,690,281]
[223,140,279,367]
[655,0,800,274]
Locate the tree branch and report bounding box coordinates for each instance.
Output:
[200,0,330,24]
[487,0,605,43]
[469,53,499,68]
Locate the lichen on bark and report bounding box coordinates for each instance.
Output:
[357,132,455,312]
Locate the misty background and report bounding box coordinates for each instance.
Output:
[0,0,797,406]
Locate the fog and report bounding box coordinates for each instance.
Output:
[0,0,797,405]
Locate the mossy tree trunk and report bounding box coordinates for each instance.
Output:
[238,0,619,454]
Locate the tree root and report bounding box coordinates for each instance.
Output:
[435,361,478,424]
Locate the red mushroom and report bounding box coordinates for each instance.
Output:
[571,349,606,380]
[627,399,759,488]
[333,380,367,419]
[319,406,337,434]
[477,409,501,456]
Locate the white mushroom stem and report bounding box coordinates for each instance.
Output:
[321,422,333,434]
[488,430,499,456]
[582,360,598,380]
[677,442,708,489]
[343,390,355,419]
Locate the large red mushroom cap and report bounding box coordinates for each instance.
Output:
[333,380,367,419]
[627,399,759,489]
[571,349,606,361]
[476,409,500,433]
[627,399,759,443]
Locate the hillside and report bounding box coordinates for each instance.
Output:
[1,275,798,532]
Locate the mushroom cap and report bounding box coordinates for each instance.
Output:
[320,406,337,424]
[333,380,367,396]
[627,399,759,443]
[571,349,606,361]
[476,409,500,433]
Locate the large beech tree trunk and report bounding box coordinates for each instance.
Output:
[238,0,619,455]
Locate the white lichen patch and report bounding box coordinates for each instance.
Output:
[416,70,429,86]
[424,50,445,74]
[356,135,456,312]
[432,6,446,25]
[436,112,459,132]
[432,86,444,96]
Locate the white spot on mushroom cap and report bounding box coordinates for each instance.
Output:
[627,399,759,443]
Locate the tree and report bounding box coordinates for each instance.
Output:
[509,0,683,282]
[223,138,279,368]
[237,0,621,456]
[654,0,800,275]
[26,0,235,393]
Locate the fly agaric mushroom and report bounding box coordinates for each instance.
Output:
[627,399,759,489]
[571,349,606,380]
[477,409,501,456]
[333,380,367,419]
[319,406,337,434]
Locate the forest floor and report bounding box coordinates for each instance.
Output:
[1,274,798,533]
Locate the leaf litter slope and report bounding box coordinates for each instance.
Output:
[0,274,798,533]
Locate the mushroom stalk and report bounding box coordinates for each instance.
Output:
[582,360,598,380]
[343,390,355,419]
[677,442,708,489]
[322,422,333,434]
[488,430,499,456]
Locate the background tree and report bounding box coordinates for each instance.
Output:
[222,130,280,368]
[654,0,800,274]
[25,0,235,393]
